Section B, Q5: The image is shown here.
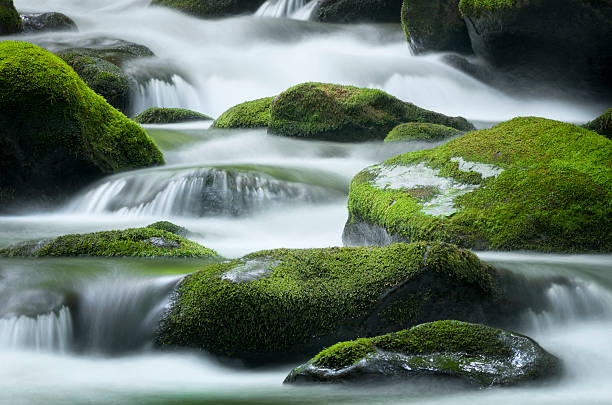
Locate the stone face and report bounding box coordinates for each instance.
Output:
[401,0,471,54]
[155,242,561,364]
[150,0,266,18]
[0,0,21,35]
[268,82,474,142]
[284,320,562,387]
[21,12,78,32]
[0,41,163,209]
[345,117,612,252]
[459,0,612,98]
[315,0,403,23]
[134,107,213,124]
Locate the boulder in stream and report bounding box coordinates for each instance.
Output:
[285,320,562,386]
[315,0,403,23]
[213,97,274,128]
[21,12,78,32]
[384,122,464,143]
[344,117,612,252]
[150,0,267,18]
[0,41,164,209]
[134,107,213,124]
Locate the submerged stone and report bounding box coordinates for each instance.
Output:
[134,107,213,124]
[344,117,612,252]
[0,41,163,210]
[285,320,562,386]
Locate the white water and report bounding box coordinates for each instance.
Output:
[130,75,202,116]
[256,0,318,20]
[0,307,73,352]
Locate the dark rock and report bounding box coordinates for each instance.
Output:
[21,12,77,32]
[0,0,21,35]
[315,0,403,23]
[150,0,267,18]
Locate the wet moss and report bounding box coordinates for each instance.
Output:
[213,97,274,128]
[584,108,612,139]
[0,225,217,258]
[0,41,163,206]
[134,107,212,124]
[148,221,190,237]
[156,242,499,362]
[268,82,474,142]
[459,0,522,17]
[347,117,612,252]
[0,0,21,35]
[385,122,463,142]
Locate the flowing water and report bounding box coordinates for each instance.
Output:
[2,0,611,404]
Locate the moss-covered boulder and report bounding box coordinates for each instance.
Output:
[155,242,552,364]
[401,0,471,54]
[268,82,474,142]
[148,221,190,237]
[0,223,217,258]
[585,108,612,139]
[459,0,612,97]
[150,0,266,18]
[213,97,274,129]
[134,107,212,124]
[385,122,463,143]
[0,41,163,208]
[285,320,561,386]
[344,117,612,252]
[315,0,403,23]
[0,0,21,34]
[21,12,77,32]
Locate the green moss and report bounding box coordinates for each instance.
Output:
[0,225,217,258]
[0,42,164,204]
[213,97,274,129]
[385,122,463,142]
[0,0,21,34]
[313,339,376,369]
[268,82,474,142]
[584,108,612,139]
[150,0,265,18]
[347,117,612,252]
[156,242,497,360]
[148,221,189,237]
[134,107,212,124]
[458,0,523,17]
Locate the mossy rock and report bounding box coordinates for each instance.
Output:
[315,0,403,23]
[134,107,213,124]
[213,97,274,129]
[0,0,21,34]
[57,48,131,113]
[155,242,549,364]
[268,82,475,142]
[148,221,190,237]
[0,223,216,258]
[285,320,562,386]
[0,41,163,209]
[21,12,77,32]
[385,122,463,143]
[584,108,612,139]
[401,0,471,54]
[344,117,612,252]
[150,0,266,18]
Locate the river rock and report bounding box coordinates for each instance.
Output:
[315,0,402,23]
[585,108,612,139]
[268,82,475,141]
[385,122,463,142]
[155,242,559,364]
[0,223,217,258]
[213,97,274,128]
[401,0,471,54]
[150,0,266,18]
[459,0,612,98]
[21,12,77,32]
[344,117,612,252]
[285,320,562,386]
[0,0,20,34]
[134,107,213,124]
[0,41,164,210]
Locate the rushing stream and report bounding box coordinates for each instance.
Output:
[1,0,611,404]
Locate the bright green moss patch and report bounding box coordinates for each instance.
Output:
[134,107,213,124]
[268,82,474,141]
[0,42,163,206]
[385,122,463,142]
[346,117,612,251]
[313,339,376,369]
[0,225,217,258]
[585,108,612,139]
[0,0,21,34]
[156,242,499,362]
[213,97,274,128]
[458,0,522,17]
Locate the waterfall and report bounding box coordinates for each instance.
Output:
[255,0,318,20]
[0,307,73,352]
[64,166,340,218]
[130,74,202,116]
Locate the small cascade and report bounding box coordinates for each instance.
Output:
[0,307,73,352]
[65,166,339,218]
[255,0,318,20]
[131,74,201,116]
